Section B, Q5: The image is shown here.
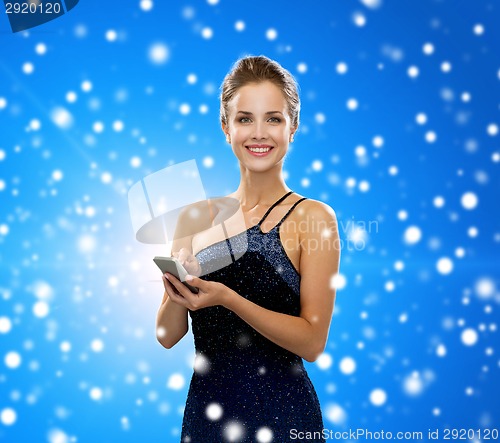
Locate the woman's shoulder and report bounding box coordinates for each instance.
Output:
[288,195,339,239]
[292,195,337,219]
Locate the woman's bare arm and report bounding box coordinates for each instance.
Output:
[155,207,195,349]
[156,281,189,349]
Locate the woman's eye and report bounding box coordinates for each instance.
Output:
[237,116,281,123]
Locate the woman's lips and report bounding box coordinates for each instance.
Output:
[245,145,274,156]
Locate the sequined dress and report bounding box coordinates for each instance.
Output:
[180,191,325,443]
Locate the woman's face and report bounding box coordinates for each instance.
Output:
[222,81,296,171]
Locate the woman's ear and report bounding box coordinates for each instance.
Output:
[221,122,231,144]
[289,125,298,143]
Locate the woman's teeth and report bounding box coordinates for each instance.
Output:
[248,147,272,153]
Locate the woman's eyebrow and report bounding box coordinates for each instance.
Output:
[236,110,283,115]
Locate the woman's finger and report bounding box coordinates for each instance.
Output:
[168,288,189,308]
[177,247,189,264]
[167,273,200,306]
[163,276,189,306]
[165,273,189,296]
[162,274,171,290]
[163,275,174,295]
[184,275,208,293]
[163,275,180,295]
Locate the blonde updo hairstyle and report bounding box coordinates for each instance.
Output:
[219,55,301,131]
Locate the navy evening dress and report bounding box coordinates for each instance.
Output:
[180,191,325,443]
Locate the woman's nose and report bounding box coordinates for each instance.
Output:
[252,121,268,139]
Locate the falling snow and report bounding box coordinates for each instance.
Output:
[0,1,498,442]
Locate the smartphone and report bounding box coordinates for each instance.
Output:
[153,256,200,294]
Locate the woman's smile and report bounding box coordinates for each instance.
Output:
[245,144,274,156]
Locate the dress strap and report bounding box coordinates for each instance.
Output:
[275,197,308,229]
[257,191,295,227]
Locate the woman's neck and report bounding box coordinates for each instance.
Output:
[232,166,290,208]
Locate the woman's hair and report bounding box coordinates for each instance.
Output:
[219,55,301,129]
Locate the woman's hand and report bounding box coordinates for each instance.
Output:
[162,272,234,311]
[172,247,202,277]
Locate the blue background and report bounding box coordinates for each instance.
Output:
[0,0,499,442]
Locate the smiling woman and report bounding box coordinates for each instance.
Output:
[226,81,292,162]
[156,55,341,443]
